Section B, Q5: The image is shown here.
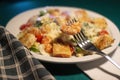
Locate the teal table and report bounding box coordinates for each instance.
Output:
[0,0,120,80]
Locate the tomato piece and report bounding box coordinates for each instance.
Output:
[35,33,43,43]
[20,23,31,30]
[69,45,74,54]
[99,30,109,35]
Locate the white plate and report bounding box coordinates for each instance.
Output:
[6,6,120,63]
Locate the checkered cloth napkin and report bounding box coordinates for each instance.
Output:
[0,26,55,80]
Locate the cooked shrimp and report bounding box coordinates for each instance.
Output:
[41,36,53,53]
[41,36,52,44]
[61,20,82,35]
[44,44,53,53]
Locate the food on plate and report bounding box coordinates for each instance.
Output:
[52,43,73,57]
[94,34,114,50]
[61,19,82,35]
[18,8,114,58]
[19,33,37,48]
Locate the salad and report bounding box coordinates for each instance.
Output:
[18,8,114,58]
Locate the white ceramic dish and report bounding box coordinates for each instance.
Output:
[6,6,120,63]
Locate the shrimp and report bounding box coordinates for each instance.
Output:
[41,36,53,53]
[41,36,52,44]
[44,44,53,53]
[61,20,82,35]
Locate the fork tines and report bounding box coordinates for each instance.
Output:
[67,18,78,25]
[74,30,87,42]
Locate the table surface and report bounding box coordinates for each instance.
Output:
[0,0,120,80]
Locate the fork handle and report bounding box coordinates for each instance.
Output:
[100,52,120,70]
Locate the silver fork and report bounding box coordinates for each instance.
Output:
[69,18,120,69]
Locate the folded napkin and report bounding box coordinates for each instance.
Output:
[0,26,55,80]
[77,46,120,80]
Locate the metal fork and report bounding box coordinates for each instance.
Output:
[69,18,120,69]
